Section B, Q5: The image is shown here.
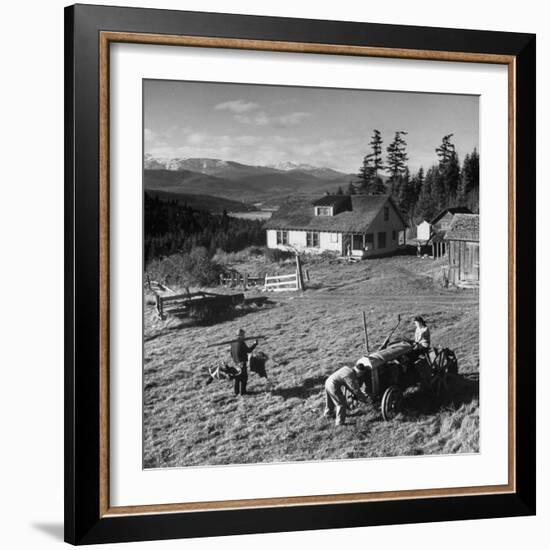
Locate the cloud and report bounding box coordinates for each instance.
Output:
[144,128,156,142]
[235,111,310,127]
[214,99,259,113]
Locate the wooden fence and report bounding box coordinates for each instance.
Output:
[153,288,243,319]
[263,272,300,292]
[219,271,263,289]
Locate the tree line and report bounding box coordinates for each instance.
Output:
[336,130,479,223]
[144,193,265,264]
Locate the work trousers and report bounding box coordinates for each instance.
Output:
[234,363,248,395]
[324,381,347,425]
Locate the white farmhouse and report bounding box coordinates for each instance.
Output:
[265,194,407,258]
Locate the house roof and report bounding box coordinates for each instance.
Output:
[430,206,472,226]
[443,213,479,241]
[312,195,351,208]
[265,194,407,233]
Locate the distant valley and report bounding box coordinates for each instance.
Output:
[144,156,354,210]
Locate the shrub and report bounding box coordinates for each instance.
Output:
[146,247,223,288]
[182,247,223,286]
[264,248,294,263]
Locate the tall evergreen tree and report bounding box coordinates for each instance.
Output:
[458,148,479,211]
[356,153,374,193]
[416,165,439,221]
[435,134,461,206]
[386,131,409,195]
[367,129,384,179]
[347,181,357,195]
[397,167,418,223]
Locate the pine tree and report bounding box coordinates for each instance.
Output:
[416,165,438,221]
[386,131,409,195]
[356,130,386,194]
[397,167,415,219]
[458,148,479,210]
[367,129,384,180]
[347,181,356,195]
[356,154,374,193]
[336,186,344,195]
[435,134,461,205]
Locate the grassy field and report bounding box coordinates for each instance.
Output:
[143,253,479,468]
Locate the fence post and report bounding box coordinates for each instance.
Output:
[295,253,305,290]
[156,294,163,319]
[243,272,248,290]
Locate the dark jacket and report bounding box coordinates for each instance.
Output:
[230,339,257,365]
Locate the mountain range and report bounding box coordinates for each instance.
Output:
[144,156,355,208]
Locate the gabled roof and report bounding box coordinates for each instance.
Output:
[430,206,472,226]
[265,194,407,233]
[312,195,351,209]
[443,213,479,242]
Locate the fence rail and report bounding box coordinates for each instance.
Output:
[219,271,262,289]
[147,280,244,319]
[263,272,299,292]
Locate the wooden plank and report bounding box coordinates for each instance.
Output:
[265,274,297,281]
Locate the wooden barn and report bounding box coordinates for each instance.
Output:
[444,213,479,286]
[423,207,473,258]
[265,194,407,258]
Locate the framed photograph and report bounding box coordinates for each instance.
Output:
[65,4,536,545]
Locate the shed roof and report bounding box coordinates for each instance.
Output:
[443,213,479,242]
[265,194,407,233]
[430,206,472,226]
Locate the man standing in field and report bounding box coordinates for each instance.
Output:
[230,329,257,396]
[324,359,369,426]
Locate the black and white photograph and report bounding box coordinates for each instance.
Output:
[143,79,480,468]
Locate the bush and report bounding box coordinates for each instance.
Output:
[264,248,294,263]
[182,247,223,286]
[145,247,223,288]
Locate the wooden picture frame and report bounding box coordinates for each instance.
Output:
[65,4,536,545]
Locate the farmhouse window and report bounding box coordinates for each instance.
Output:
[378,231,386,248]
[383,206,389,221]
[365,233,374,249]
[306,231,320,247]
[315,206,332,216]
[392,230,397,240]
[276,230,288,245]
[330,233,338,243]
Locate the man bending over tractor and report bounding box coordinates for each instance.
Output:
[324,359,369,426]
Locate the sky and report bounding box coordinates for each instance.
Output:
[144,79,479,174]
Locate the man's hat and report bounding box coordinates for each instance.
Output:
[355,356,370,370]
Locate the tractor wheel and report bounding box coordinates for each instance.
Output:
[430,348,458,398]
[343,386,358,411]
[381,385,403,421]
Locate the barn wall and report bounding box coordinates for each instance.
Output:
[447,240,480,284]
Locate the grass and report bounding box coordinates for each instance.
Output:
[143,254,479,469]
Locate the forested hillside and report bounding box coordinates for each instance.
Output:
[144,193,264,264]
